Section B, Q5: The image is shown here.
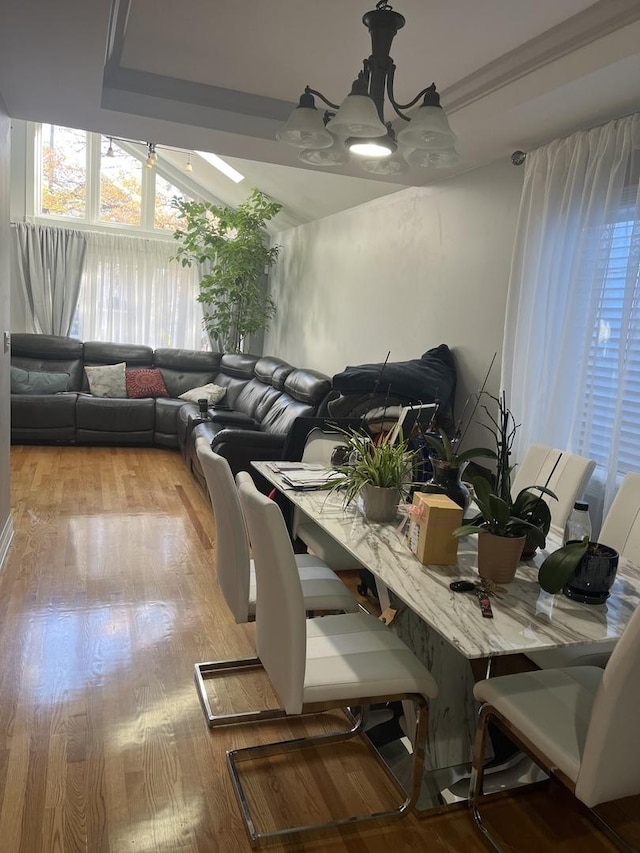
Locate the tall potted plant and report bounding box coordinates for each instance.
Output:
[172,189,282,352]
[453,393,556,583]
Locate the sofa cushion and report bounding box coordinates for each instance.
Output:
[11,393,78,442]
[76,396,155,433]
[11,366,70,394]
[11,333,84,390]
[126,368,169,399]
[283,368,332,406]
[85,363,127,398]
[179,383,227,404]
[153,348,222,397]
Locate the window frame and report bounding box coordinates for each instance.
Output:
[28,122,211,238]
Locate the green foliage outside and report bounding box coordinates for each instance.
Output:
[171,189,282,352]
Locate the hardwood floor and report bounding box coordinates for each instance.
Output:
[2,445,637,853]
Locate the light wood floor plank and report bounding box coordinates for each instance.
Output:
[0,445,636,852]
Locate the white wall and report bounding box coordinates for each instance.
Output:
[265,158,523,448]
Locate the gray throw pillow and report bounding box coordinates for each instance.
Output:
[11,365,70,394]
[84,362,127,397]
[179,383,227,404]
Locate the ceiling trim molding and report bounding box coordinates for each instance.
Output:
[442,0,640,113]
[103,0,293,126]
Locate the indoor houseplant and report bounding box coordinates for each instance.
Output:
[452,392,556,583]
[330,429,418,523]
[538,537,619,603]
[422,355,498,509]
[423,428,497,510]
[172,189,282,352]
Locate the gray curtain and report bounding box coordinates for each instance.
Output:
[11,222,87,335]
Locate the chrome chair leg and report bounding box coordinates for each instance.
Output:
[469,704,638,853]
[226,695,429,848]
[194,659,287,728]
[469,704,503,853]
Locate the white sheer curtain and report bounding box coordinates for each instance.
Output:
[11,222,87,335]
[501,112,640,520]
[75,231,208,350]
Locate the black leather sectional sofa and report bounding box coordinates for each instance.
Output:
[10,333,333,489]
[10,334,458,493]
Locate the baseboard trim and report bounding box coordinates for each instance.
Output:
[0,513,14,574]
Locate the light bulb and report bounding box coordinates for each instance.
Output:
[185,154,193,172]
[106,137,115,158]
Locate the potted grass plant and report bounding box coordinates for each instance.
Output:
[331,429,417,523]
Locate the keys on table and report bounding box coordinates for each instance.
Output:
[449,579,503,618]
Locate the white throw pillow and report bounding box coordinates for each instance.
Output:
[179,383,227,404]
[84,362,127,398]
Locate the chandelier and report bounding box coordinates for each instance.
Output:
[276,2,457,176]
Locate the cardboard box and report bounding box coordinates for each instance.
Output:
[407,492,463,566]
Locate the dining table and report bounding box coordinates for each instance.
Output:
[252,461,640,777]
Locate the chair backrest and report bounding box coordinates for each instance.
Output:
[598,472,640,560]
[576,601,640,807]
[281,416,366,462]
[511,443,595,533]
[196,438,251,624]
[236,471,307,715]
[301,427,348,465]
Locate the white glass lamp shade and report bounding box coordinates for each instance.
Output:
[326,94,386,138]
[299,134,350,167]
[276,97,333,150]
[397,105,456,150]
[360,154,408,176]
[405,146,459,169]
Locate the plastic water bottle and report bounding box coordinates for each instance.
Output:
[563,501,592,544]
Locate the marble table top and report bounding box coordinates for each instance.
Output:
[253,462,640,660]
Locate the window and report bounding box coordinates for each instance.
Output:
[579,201,640,476]
[36,123,198,233]
[28,123,212,350]
[154,175,188,231]
[40,124,87,218]
[99,137,142,226]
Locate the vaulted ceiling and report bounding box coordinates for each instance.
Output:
[1,0,639,227]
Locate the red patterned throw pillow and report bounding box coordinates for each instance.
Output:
[125,368,169,399]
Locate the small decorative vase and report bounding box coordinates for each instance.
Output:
[422,459,470,511]
[563,542,619,605]
[477,533,526,584]
[360,484,401,523]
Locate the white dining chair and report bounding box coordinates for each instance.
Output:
[469,599,640,852]
[528,471,640,671]
[193,439,359,727]
[292,424,365,572]
[511,443,595,535]
[228,471,438,846]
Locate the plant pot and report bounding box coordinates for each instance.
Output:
[563,541,619,605]
[521,528,543,560]
[477,533,526,584]
[360,484,401,523]
[422,460,470,511]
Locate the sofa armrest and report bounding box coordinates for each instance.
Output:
[210,428,288,475]
[208,409,258,428]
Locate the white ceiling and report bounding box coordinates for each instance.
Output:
[1,0,639,227]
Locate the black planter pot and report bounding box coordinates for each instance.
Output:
[563,541,619,605]
[421,459,470,511]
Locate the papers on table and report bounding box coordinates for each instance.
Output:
[265,462,344,490]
